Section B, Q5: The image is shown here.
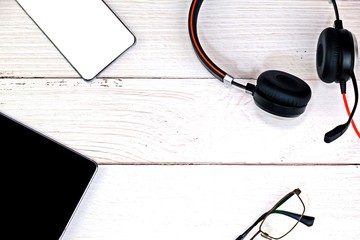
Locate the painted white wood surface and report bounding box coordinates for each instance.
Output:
[0,0,359,80]
[1,0,360,239]
[1,77,359,164]
[62,165,360,240]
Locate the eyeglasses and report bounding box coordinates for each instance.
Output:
[236,188,315,240]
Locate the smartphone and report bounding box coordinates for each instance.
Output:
[1,112,98,239]
[15,0,136,80]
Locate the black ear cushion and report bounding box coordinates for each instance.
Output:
[316,28,341,83]
[338,29,356,80]
[253,70,312,117]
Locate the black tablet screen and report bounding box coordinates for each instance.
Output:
[1,112,98,239]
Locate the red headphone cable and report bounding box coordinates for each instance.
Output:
[342,93,360,139]
[324,73,358,143]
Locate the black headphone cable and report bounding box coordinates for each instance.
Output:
[342,73,360,139]
[324,72,359,142]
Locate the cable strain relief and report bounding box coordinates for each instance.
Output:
[340,79,347,94]
[334,19,343,29]
[245,83,256,95]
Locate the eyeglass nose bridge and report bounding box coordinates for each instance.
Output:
[260,232,273,240]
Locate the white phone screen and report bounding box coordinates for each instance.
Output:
[16,0,136,80]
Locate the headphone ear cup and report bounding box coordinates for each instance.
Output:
[316,28,341,83]
[253,70,312,117]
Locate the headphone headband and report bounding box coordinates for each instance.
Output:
[189,0,234,84]
[188,0,358,142]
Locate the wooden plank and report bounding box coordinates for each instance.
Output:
[1,78,359,164]
[62,165,360,240]
[0,0,359,80]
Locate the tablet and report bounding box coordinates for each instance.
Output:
[1,112,98,239]
[15,0,136,80]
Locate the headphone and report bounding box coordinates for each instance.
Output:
[316,0,358,143]
[188,0,358,143]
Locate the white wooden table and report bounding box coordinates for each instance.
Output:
[1,0,359,239]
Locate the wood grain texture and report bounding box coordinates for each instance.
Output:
[1,0,359,163]
[1,78,359,164]
[1,1,360,239]
[0,0,359,80]
[62,165,360,240]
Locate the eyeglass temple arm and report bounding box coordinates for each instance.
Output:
[235,211,315,240]
[236,212,268,240]
[274,210,315,226]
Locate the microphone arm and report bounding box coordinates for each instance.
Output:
[324,72,359,143]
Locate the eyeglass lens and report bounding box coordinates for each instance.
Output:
[259,193,305,239]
